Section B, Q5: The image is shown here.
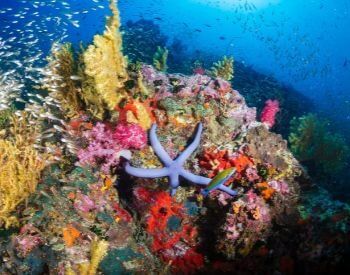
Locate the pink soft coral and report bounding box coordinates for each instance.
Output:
[260,99,280,128]
[113,123,147,149]
[77,122,122,173]
[77,122,147,173]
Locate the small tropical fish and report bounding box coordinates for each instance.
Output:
[201,167,236,196]
[70,75,82,80]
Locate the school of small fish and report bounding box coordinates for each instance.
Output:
[0,0,108,160]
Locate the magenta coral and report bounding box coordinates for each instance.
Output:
[77,122,147,173]
[77,122,122,173]
[113,123,147,149]
[260,99,280,128]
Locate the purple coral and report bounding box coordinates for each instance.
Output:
[77,122,147,173]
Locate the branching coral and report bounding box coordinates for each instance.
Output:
[153,46,169,72]
[289,113,349,173]
[83,0,128,111]
[79,238,109,275]
[0,139,45,228]
[0,111,48,228]
[210,56,234,81]
[42,43,82,119]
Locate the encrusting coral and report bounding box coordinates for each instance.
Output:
[210,55,234,81]
[83,0,128,111]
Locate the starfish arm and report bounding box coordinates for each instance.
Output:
[180,169,211,186]
[150,123,173,166]
[175,123,203,165]
[125,162,169,178]
[217,184,238,196]
[169,173,180,196]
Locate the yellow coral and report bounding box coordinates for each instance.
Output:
[0,140,45,228]
[83,0,128,111]
[77,238,109,275]
[211,56,234,81]
[137,70,150,97]
[125,100,153,130]
[153,46,168,72]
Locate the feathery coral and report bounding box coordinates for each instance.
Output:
[42,43,82,118]
[153,46,169,72]
[0,139,45,228]
[83,0,128,111]
[211,56,234,81]
[289,113,349,173]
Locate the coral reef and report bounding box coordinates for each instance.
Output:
[77,122,146,174]
[126,122,237,196]
[0,140,44,228]
[289,113,349,173]
[1,1,348,274]
[210,56,234,81]
[133,187,204,273]
[0,113,47,228]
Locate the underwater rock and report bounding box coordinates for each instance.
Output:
[118,62,305,270]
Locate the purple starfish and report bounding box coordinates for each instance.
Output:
[125,123,237,196]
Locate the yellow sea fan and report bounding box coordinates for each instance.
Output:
[83,0,128,111]
[0,140,45,228]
